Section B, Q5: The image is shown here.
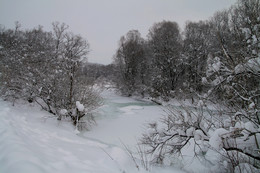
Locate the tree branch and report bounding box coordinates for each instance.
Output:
[223,147,260,161]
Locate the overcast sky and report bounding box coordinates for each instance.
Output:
[0,0,236,64]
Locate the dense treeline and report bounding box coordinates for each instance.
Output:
[82,63,117,84]
[0,22,102,129]
[114,0,259,107]
[114,0,260,171]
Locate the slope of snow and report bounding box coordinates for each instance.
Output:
[0,90,185,173]
[0,100,133,173]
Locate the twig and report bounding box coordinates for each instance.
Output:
[120,139,140,171]
[99,146,114,161]
[99,146,126,173]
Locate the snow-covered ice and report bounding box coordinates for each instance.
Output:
[84,90,163,148]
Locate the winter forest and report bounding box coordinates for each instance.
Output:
[0,0,260,173]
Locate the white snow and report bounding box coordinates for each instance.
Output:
[212,76,223,86]
[242,27,251,38]
[249,102,255,109]
[194,130,208,141]
[235,163,259,173]
[235,121,245,129]
[74,128,80,135]
[76,101,84,112]
[234,64,244,74]
[0,101,132,173]
[0,90,186,173]
[209,128,229,150]
[3,88,248,173]
[186,127,195,137]
[212,61,221,72]
[211,57,221,72]
[60,109,68,115]
[197,100,204,107]
[85,91,163,147]
[245,121,257,132]
[201,77,208,84]
[252,35,257,44]
[183,111,189,123]
[224,119,231,128]
[119,105,143,115]
[246,57,260,71]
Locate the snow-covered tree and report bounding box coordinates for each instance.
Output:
[183,21,213,94]
[114,30,148,96]
[0,24,55,104]
[148,21,183,99]
[0,22,102,130]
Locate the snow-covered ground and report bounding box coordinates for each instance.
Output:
[0,89,185,173]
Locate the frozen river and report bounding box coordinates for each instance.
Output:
[83,90,164,148]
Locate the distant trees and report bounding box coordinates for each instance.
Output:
[114,21,184,99]
[0,22,102,130]
[113,20,214,100]
[114,30,147,96]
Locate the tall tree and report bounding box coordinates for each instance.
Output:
[183,21,212,93]
[0,22,102,130]
[114,30,146,96]
[148,21,182,98]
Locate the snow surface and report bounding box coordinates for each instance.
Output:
[209,128,229,150]
[60,109,68,115]
[0,90,186,173]
[1,88,237,173]
[186,127,195,137]
[76,101,84,112]
[234,64,244,74]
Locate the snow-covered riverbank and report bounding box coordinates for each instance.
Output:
[0,89,185,173]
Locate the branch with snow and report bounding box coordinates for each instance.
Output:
[140,106,212,165]
[141,104,260,170]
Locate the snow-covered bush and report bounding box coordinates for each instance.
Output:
[0,22,102,130]
[69,101,96,131]
[140,104,260,172]
[140,105,211,165]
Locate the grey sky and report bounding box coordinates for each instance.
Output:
[0,0,236,64]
